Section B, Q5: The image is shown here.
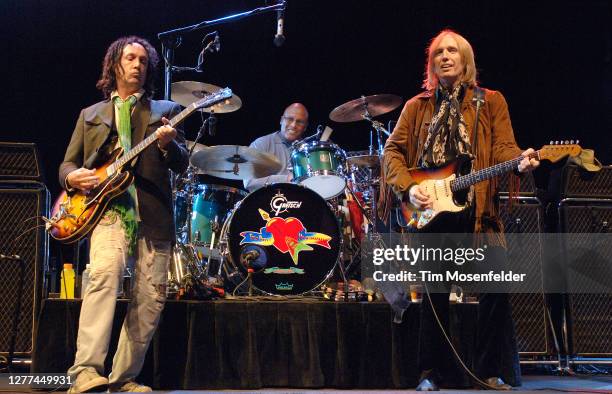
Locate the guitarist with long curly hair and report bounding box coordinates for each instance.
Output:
[60,36,188,393]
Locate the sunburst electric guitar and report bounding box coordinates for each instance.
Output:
[399,143,582,231]
[47,88,233,243]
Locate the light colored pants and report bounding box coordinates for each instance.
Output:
[67,214,171,385]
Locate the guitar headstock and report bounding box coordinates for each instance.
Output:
[194,87,233,111]
[539,140,582,163]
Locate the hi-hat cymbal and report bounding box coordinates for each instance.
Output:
[172,81,242,113]
[185,140,208,153]
[347,153,380,168]
[329,94,403,123]
[190,145,282,180]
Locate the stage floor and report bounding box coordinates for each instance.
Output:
[45,375,612,393]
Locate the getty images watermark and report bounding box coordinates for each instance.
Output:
[361,233,612,294]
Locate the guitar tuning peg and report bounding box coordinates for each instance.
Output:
[549,140,553,145]
[564,140,569,144]
[570,140,574,144]
[577,140,580,144]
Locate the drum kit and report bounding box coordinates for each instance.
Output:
[167,81,402,299]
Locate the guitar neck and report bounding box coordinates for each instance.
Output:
[451,151,539,192]
[107,101,202,174]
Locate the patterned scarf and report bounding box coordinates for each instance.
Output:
[420,83,475,208]
[420,83,472,168]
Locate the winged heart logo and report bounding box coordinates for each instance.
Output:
[240,209,332,264]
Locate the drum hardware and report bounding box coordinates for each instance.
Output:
[185,140,209,155]
[169,243,206,298]
[190,145,282,180]
[327,93,401,227]
[347,153,380,168]
[171,157,248,298]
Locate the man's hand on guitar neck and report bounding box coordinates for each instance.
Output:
[518,148,540,173]
[67,168,100,193]
[407,184,433,210]
[157,117,177,149]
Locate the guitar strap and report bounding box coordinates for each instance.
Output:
[470,86,485,162]
[414,101,432,167]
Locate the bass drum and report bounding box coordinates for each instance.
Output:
[223,183,340,295]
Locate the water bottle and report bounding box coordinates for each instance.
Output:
[80,264,91,298]
[60,263,75,299]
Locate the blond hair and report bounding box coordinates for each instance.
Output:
[422,30,477,91]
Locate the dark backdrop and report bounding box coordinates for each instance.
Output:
[2,0,611,198]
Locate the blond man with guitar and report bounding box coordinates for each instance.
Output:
[60,36,189,393]
[383,30,540,391]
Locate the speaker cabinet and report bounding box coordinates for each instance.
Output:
[496,172,536,196]
[0,181,49,355]
[498,196,552,355]
[562,165,612,199]
[0,142,44,182]
[560,200,612,356]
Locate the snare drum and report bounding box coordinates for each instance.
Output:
[174,184,247,248]
[222,183,340,295]
[291,141,347,199]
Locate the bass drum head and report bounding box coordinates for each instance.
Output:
[228,183,340,295]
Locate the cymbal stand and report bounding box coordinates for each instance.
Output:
[361,112,390,232]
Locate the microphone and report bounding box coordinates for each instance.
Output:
[273,5,286,47]
[207,114,217,136]
[213,32,221,52]
[242,250,259,262]
[240,246,267,271]
[196,31,220,72]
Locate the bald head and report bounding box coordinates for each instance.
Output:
[280,102,309,142]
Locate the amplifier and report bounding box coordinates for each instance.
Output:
[498,196,551,355]
[559,200,612,356]
[0,142,44,182]
[562,165,612,199]
[0,181,49,355]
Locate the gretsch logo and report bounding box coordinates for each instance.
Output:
[270,192,302,215]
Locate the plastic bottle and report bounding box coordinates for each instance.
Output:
[60,263,75,299]
[80,264,91,298]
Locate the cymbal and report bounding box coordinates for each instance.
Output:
[185,140,208,153]
[329,94,402,123]
[190,145,282,180]
[171,81,242,113]
[347,154,380,168]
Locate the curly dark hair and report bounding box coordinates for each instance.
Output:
[96,36,160,99]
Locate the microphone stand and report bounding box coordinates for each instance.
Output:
[158,1,286,100]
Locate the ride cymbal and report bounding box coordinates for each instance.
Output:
[329,94,402,123]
